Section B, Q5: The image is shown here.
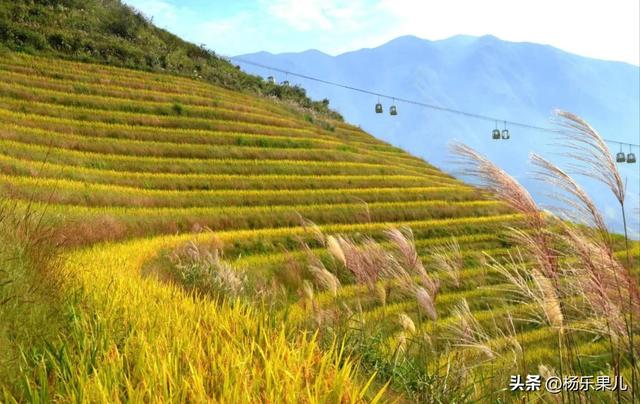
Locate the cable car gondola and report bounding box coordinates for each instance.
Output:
[375,98,383,114]
[267,76,275,84]
[627,145,636,163]
[501,121,510,140]
[492,121,501,139]
[388,98,398,115]
[615,144,627,163]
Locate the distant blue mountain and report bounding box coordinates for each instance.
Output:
[237,35,640,236]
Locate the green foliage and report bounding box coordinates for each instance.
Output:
[0,0,342,120]
[171,102,183,115]
[0,202,70,399]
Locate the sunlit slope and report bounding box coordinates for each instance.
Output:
[0,52,517,247]
[3,52,638,401]
[0,52,534,400]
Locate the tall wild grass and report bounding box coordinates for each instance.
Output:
[292,111,639,401]
[0,199,71,400]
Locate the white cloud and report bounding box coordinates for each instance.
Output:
[196,13,263,56]
[125,0,178,25]
[266,0,369,32]
[267,0,333,31]
[199,13,250,41]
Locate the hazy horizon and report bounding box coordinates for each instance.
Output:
[124,0,640,66]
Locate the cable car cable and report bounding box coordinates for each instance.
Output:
[226,56,640,149]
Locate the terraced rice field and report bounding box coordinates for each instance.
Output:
[0,54,507,245]
[1,52,637,402]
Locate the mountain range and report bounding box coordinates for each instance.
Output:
[238,35,640,235]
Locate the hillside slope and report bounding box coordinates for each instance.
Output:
[0,50,519,401]
[0,51,517,246]
[0,51,638,402]
[0,0,340,119]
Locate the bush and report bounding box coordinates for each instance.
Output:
[171,102,184,115]
[167,241,246,300]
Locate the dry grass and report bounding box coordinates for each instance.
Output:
[167,240,247,300]
[452,143,560,279]
[431,237,463,288]
[450,110,639,398]
[446,299,496,360]
[552,110,625,207]
[0,199,70,398]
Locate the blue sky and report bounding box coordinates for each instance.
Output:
[123,0,639,65]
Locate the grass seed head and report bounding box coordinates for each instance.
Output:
[415,286,437,320]
[326,235,346,266]
[398,313,416,334]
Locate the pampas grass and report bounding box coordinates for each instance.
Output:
[304,247,340,297]
[415,286,438,321]
[326,235,346,266]
[431,237,463,288]
[553,110,637,397]
[447,299,496,360]
[488,251,564,332]
[398,313,416,334]
[531,153,608,237]
[452,143,559,279]
[451,109,639,398]
[552,110,625,208]
[385,227,440,298]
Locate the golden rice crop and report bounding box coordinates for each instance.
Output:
[29,200,513,245]
[0,106,409,155]
[0,175,478,208]
[10,194,525,245]
[0,81,309,128]
[0,139,426,176]
[0,154,455,189]
[35,234,386,402]
[0,108,343,149]
[39,198,508,220]
[0,95,321,135]
[0,54,281,109]
[0,123,438,173]
[0,58,383,146]
[0,68,294,116]
[8,52,610,401]
[0,116,436,172]
[0,124,406,164]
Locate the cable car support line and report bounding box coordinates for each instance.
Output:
[227,56,640,150]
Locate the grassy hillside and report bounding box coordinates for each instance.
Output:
[0,50,638,402]
[0,0,341,119]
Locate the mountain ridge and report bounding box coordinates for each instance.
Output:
[244,34,639,67]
